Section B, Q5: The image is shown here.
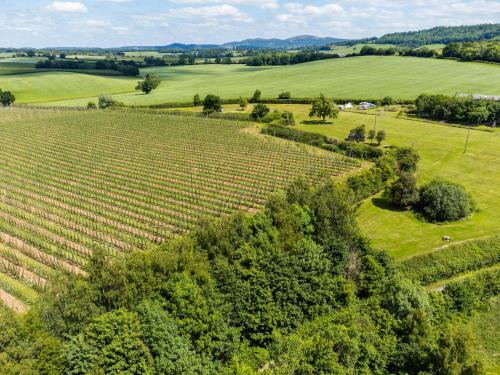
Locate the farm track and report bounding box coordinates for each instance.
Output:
[0,108,361,311]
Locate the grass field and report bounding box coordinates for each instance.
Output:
[0,71,136,103]
[1,56,498,106]
[176,103,500,259]
[0,107,360,311]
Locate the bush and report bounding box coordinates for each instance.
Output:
[193,94,201,106]
[203,94,222,114]
[381,96,395,106]
[251,89,262,103]
[337,141,384,160]
[385,172,419,208]
[418,180,474,222]
[395,147,420,173]
[250,104,270,121]
[262,110,295,126]
[98,95,120,109]
[278,91,291,99]
[87,102,97,110]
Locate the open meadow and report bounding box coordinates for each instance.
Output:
[1,56,499,105]
[0,107,360,311]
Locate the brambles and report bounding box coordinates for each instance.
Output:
[418,180,474,222]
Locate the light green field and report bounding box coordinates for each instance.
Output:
[330,44,396,55]
[123,51,162,57]
[177,103,500,259]
[3,56,498,106]
[0,71,136,103]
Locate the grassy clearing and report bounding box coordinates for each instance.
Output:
[7,56,499,106]
[0,71,136,103]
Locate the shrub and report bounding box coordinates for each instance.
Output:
[381,96,395,106]
[418,180,474,222]
[203,94,222,114]
[262,110,295,126]
[337,141,384,160]
[251,89,262,103]
[98,95,119,109]
[385,172,419,208]
[87,102,97,110]
[250,104,270,121]
[278,91,291,99]
[193,94,202,106]
[395,147,420,173]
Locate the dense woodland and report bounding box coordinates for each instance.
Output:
[376,24,500,46]
[0,170,496,374]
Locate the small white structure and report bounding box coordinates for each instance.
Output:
[338,102,353,110]
[358,102,376,110]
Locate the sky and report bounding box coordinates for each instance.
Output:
[0,0,499,47]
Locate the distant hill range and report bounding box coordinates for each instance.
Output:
[346,23,500,47]
[222,35,345,49]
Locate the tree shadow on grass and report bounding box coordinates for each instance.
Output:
[301,120,334,125]
[372,197,410,213]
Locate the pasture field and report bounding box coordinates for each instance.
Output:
[0,70,136,103]
[0,107,360,311]
[176,103,500,259]
[2,56,499,106]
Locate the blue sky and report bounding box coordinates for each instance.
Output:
[0,1,499,47]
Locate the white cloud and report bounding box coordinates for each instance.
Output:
[170,0,279,10]
[47,1,87,13]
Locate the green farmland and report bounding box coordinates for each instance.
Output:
[0,107,359,311]
[1,56,498,105]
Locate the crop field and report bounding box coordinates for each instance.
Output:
[1,56,498,106]
[0,107,360,312]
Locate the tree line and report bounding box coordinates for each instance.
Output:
[442,41,500,63]
[415,94,500,124]
[36,59,140,76]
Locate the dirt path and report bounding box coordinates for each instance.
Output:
[0,288,27,313]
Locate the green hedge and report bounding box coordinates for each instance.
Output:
[400,237,500,284]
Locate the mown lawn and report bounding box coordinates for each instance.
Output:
[3,56,499,106]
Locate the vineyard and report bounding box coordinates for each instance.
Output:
[0,108,360,312]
